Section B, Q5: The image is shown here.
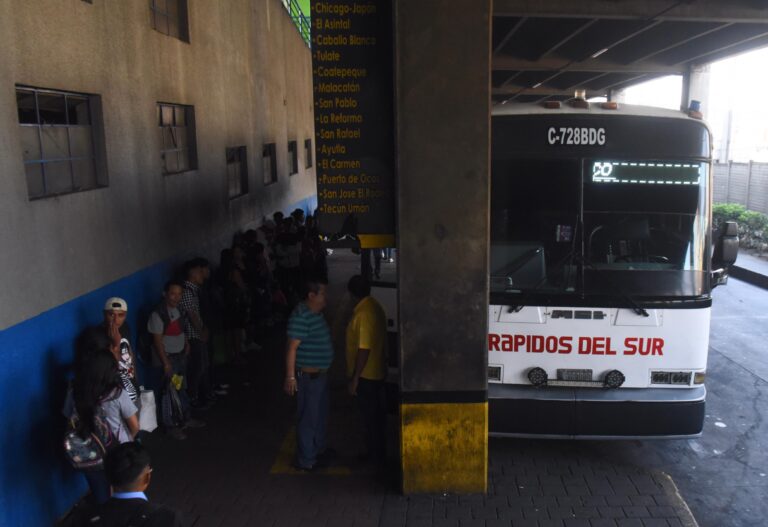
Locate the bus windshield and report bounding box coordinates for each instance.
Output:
[490,158,710,299]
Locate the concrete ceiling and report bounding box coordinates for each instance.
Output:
[492,0,768,104]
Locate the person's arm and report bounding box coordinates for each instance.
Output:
[152,333,172,377]
[349,349,370,396]
[126,413,140,438]
[284,338,301,396]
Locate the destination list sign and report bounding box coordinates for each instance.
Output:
[311,0,394,238]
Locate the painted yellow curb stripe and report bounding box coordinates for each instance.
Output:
[401,402,488,494]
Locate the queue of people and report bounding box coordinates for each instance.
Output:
[62,208,393,523]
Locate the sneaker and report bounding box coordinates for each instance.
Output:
[183,418,207,429]
[167,427,187,440]
[292,462,314,472]
[213,387,228,396]
[317,448,337,463]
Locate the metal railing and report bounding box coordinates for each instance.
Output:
[281,0,311,46]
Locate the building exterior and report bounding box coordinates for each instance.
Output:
[0,0,316,524]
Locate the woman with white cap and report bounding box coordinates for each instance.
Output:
[102,297,139,406]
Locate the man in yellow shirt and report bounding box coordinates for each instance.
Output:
[346,274,388,467]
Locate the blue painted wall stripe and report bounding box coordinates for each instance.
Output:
[0,195,316,526]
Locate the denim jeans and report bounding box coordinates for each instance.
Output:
[295,372,329,468]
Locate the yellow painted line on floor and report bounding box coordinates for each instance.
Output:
[270,426,354,475]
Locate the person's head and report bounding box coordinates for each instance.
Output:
[190,257,210,281]
[185,260,205,285]
[102,297,128,330]
[104,442,153,493]
[74,326,113,371]
[163,280,184,308]
[301,277,328,312]
[347,275,371,302]
[292,208,305,225]
[72,330,120,436]
[273,211,284,224]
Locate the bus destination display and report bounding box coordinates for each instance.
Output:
[311,0,394,238]
[591,161,701,185]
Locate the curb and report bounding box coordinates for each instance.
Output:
[730,265,768,290]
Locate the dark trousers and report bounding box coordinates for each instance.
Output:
[83,469,110,504]
[187,338,210,402]
[357,378,387,464]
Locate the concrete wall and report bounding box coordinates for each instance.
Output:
[713,161,768,214]
[0,0,317,331]
[0,0,315,524]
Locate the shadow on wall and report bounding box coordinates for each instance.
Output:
[0,260,173,527]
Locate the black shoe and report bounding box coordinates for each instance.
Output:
[293,462,315,472]
[317,448,337,463]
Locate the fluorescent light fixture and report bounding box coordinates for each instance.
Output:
[591,47,609,58]
[532,82,542,89]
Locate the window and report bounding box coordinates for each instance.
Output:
[226,146,248,199]
[158,102,197,175]
[150,0,189,42]
[304,138,313,168]
[288,140,299,175]
[263,143,277,185]
[16,86,106,200]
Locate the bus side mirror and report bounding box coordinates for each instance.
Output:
[711,221,739,287]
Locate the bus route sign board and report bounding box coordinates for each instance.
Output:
[311,0,395,240]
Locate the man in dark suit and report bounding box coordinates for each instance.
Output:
[82,441,184,527]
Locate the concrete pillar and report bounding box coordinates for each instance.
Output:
[681,63,711,114]
[608,87,628,103]
[395,0,491,494]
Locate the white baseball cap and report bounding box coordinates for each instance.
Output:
[104,297,128,312]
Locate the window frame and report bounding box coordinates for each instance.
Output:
[226,145,249,200]
[263,143,278,186]
[288,140,299,175]
[16,85,107,200]
[149,0,190,42]
[304,138,313,169]
[157,102,198,176]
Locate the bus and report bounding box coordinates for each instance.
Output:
[488,100,738,438]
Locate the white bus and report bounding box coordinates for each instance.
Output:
[488,100,738,438]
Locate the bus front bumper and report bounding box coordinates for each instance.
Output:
[488,384,706,439]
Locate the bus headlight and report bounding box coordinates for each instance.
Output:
[604,370,625,389]
[527,367,548,387]
[694,372,706,385]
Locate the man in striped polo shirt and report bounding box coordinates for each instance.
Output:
[284,277,334,471]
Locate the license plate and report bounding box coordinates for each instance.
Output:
[557,369,593,382]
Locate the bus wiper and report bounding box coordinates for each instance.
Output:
[505,247,578,313]
[579,256,649,317]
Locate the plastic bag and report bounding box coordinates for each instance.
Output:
[138,389,158,432]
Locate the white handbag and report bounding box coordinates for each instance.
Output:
[138,388,158,432]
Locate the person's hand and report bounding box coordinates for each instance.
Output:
[108,319,121,351]
[284,376,298,396]
[348,377,359,396]
[163,361,173,378]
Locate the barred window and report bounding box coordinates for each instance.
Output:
[16,86,106,200]
[263,143,277,185]
[158,102,197,175]
[150,0,189,42]
[226,146,248,199]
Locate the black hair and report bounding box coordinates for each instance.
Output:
[104,442,152,489]
[72,328,121,438]
[163,279,184,293]
[190,257,209,269]
[347,274,371,299]
[301,275,328,300]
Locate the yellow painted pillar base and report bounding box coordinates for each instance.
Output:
[400,402,488,494]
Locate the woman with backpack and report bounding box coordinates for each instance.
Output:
[65,327,140,504]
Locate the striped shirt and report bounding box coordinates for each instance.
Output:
[180,281,201,340]
[287,303,334,369]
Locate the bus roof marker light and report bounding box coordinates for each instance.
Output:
[570,89,589,109]
[688,99,704,120]
[601,101,619,110]
[542,101,561,109]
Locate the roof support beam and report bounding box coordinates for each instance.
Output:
[493,0,768,23]
[493,16,527,54]
[492,55,684,74]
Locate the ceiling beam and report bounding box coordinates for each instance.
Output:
[493,16,528,54]
[492,55,685,74]
[493,0,768,24]
[492,84,605,98]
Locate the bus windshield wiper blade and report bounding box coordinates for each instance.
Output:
[579,256,649,317]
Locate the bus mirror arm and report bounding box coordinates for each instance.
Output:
[711,221,739,288]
